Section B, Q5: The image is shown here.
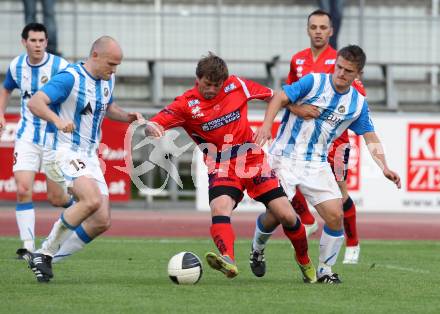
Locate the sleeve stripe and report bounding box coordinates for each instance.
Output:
[236,77,251,98]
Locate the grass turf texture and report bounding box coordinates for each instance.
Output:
[1,237,439,314]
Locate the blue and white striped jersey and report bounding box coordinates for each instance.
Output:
[41,63,115,154]
[269,73,374,162]
[3,53,69,145]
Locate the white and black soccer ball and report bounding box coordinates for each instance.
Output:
[167,252,203,285]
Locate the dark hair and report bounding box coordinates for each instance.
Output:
[307,9,333,27]
[337,45,366,71]
[196,52,229,83]
[21,23,48,40]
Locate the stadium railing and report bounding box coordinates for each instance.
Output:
[122,58,440,111]
[1,56,439,112]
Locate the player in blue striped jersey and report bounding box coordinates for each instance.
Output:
[252,45,401,283]
[23,36,144,282]
[0,23,71,254]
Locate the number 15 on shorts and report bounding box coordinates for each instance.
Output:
[70,159,86,172]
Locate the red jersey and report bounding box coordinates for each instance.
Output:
[286,45,337,85]
[151,75,273,151]
[286,45,366,95]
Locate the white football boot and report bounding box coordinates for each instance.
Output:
[342,244,360,264]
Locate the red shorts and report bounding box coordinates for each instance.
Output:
[328,130,350,182]
[207,149,285,206]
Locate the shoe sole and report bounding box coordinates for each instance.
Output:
[342,259,359,264]
[205,252,238,278]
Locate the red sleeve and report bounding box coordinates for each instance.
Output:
[286,56,297,84]
[149,98,187,130]
[236,77,273,101]
[352,78,367,96]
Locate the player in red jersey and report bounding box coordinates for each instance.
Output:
[144,52,317,282]
[286,9,364,264]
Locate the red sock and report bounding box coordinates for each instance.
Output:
[291,188,315,225]
[343,197,359,247]
[283,222,310,265]
[210,221,235,260]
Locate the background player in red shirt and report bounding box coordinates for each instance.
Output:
[144,53,316,282]
[286,9,364,264]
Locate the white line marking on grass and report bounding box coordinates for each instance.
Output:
[1,237,439,246]
[365,240,440,246]
[368,263,430,274]
[94,238,289,245]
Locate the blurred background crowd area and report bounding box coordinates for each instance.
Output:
[0,0,439,112]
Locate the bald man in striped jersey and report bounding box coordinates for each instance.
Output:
[23,36,144,282]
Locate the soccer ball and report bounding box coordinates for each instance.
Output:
[167,252,203,285]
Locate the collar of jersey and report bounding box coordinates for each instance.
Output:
[307,45,335,64]
[26,52,50,68]
[79,62,99,81]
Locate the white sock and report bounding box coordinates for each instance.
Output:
[318,224,344,278]
[53,225,92,263]
[252,213,275,252]
[15,202,35,251]
[38,214,76,257]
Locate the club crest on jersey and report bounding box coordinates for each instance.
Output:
[224,83,236,93]
[191,106,204,118]
[338,106,346,113]
[296,59,305,65]
[40,75,49,84]
[325,59,336,65]
[187,99,200,107]
[104,87,109,97]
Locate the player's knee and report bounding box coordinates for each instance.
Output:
[83,195,102,214]
[210,197,234,216]
[16,182,32,201]
[47,192,66,207]
[277,210,297,226]
[326,210,344,229]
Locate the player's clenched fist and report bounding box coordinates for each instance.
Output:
[144,121,164,138]
[128,112,145,123]
[253,125,272,147]
[55,119,75,133]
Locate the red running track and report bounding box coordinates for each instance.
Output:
[1,208,439,240]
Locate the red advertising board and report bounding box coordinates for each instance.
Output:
[0,114,131,201]
[407,123,440,192]
[99,118,131,201]
[0,114,47,200]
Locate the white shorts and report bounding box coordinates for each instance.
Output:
[13,139,43,172]
[43,147,109,196]
[269,155,341,206]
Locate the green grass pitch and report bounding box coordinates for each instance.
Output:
[1,237,439,314]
